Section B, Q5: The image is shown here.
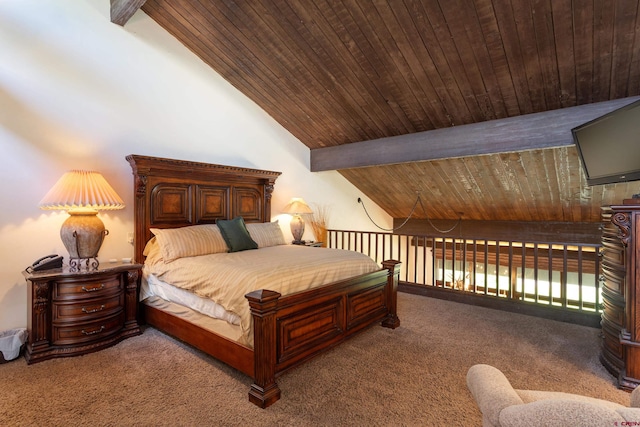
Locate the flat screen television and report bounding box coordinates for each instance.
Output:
[572,99,640,186]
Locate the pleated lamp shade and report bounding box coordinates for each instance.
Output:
[39,170,125,212]
[39,171,125,267]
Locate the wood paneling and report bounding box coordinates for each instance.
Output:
[343,148,640,222]
[137,0,640,223]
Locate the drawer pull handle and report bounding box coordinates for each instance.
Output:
[82,304,105,314]
[81,284,105,292]
[81,326,105,336]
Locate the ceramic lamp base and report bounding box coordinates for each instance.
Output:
[290,214,305,244]
[60,211,108,260]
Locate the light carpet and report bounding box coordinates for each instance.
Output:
[0,293,630,426]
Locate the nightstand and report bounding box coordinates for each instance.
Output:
[23,261,142,364]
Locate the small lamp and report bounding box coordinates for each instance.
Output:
[39,170,125,270]
[282,197,313,244]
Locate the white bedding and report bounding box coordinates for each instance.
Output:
[143,245,380,346]
[141,274,241,325]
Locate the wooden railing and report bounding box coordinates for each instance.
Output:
[326,229,602,325]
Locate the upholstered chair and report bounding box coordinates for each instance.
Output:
[467,364,640,427]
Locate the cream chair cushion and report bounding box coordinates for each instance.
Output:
[499,399,625,427]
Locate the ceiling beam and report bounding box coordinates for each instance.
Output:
[110,0,147,26]
[310,97,640,172]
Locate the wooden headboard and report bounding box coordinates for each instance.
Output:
[126,155,281,263]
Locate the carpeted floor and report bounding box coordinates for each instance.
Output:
[0,293,630,426]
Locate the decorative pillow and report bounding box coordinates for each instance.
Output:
[150,224,228,263]
[142,236,157,256]
[246,221,286,248]
[217,217,258,252]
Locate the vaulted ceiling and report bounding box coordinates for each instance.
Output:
[115,0,640,223]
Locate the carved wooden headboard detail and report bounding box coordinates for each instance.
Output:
[126,155,281,263]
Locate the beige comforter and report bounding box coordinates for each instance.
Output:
[144,245,379,345]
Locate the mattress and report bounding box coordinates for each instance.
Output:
[143,245,379,346]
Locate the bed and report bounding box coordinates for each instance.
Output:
[126,154,401,408]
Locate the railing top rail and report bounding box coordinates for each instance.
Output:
[327,229,602,249]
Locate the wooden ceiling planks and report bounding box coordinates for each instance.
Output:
[337,147,640,223]
[573,0,596,105]
[411,2,477,125]
[139,0,640,224]
[551,0,578,108]
[610,1,637,99]
[278,2,390,141]
[437,1,497,122]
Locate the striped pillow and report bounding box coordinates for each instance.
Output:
[246,221,286,248]
[150,224,228,262]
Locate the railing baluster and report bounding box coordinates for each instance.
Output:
[483,241,489,296]
[508,241,513,299]
[441,238,446,287]
[416,236,424,283]
[521,244,526,302]
[425,237,429,286]
[432,237,437,286]
[534,243,539,303]
[472,239,477,293]
[578,246,583,310]
[596,247,602,311]
[451,238,456,289]
[547,245,553,305]
[495,241,500,297]
[562,245,568,308]
[462,238,467,291]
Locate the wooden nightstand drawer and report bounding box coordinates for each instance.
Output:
[54,276,121,300]
[53,293,125,320]
[52,311,125,345]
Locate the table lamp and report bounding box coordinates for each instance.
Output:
[282,197,313,244]
[39,170,125,269]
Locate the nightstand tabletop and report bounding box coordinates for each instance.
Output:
[23,261,143,280]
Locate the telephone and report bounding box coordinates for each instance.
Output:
[26,254,63,273]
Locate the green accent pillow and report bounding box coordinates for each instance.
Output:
[217,217,259,252]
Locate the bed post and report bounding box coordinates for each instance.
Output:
[245,289,282,408]
[381,260,401,329]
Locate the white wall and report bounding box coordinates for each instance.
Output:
[0,0,391,332]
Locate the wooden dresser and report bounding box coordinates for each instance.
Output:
[23,262,142,364]
[600,201,640,390]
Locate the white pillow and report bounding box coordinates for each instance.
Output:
[142,237,163,266]
[150,224,228,262]
[246,221,286,248]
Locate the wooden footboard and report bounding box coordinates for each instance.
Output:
[246,260,401,408]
